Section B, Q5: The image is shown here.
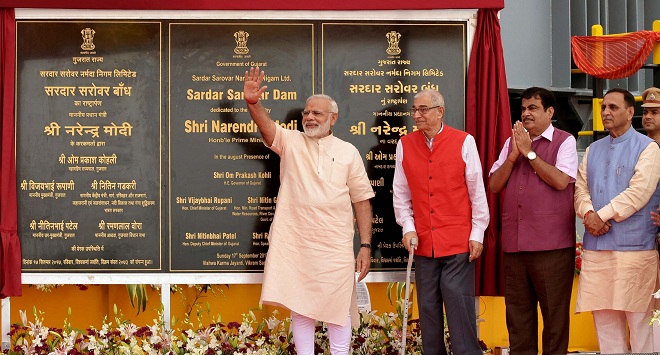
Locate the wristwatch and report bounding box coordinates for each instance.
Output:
[526,151,537,161]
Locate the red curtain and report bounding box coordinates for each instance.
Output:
[466,8,510,296]
[0,8,21,298]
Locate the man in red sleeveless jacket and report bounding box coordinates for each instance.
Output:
[490,87,577,355]
[393,88,489,355]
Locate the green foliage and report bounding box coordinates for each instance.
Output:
[170,284,228,327]
[387,281,414,321]
[126,284,148,315]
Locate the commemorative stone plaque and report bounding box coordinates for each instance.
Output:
[16,21,162,271]
[169,23,313,271]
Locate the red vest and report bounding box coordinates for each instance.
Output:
[401,127,471,258]
[501,128,576,252]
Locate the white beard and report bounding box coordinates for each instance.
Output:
[303,119,332,138]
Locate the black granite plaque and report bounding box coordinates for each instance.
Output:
[16,21,162,271]
[168,23,313,271]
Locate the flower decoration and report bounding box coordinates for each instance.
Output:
[7,288,492,354]
[3,306,492,354]
[575,241,584,276]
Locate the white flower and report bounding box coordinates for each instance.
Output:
[48,343,69,355]
[255,337,265,347]
[265,315,280,331]
[99,323,109,337]
[653,289,660,299]
[61,330,78,348]
[208,336,219,349]
[19,310,28,325]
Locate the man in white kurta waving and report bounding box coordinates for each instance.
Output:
[243,67,374,355]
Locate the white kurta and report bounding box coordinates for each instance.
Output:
[260,124,374,327]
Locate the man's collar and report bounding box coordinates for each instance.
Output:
[536,124,555,141]
[312,130,334,143]
[423,123,444,141]
[609,125,635,143]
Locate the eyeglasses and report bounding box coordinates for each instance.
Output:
[301,110,330,118]
[409,106,440,115]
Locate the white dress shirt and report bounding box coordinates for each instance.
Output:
[392,125,490,243]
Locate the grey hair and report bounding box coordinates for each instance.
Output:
[414,89,445,107]
[307,94,338,113]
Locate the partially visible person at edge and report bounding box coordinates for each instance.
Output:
[574,88,660,354]
[642,87,660,354]
[642,87,660,228]
[489,87,578,355]
[392,88,489,355]
[243,66,375,355]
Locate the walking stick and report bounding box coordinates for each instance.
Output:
[400,237,417,355]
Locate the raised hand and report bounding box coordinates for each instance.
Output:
[243,66,268,104]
